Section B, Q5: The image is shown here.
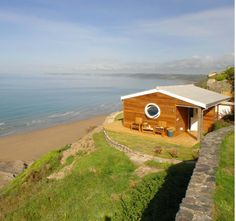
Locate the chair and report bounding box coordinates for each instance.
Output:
[142,122,154,133]
[131,117,143,131]
[154,121,167,136]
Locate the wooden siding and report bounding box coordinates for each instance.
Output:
[175,106,189,135]
[123,92,196,135]
[203,106,216,133]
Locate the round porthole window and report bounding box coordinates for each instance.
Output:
[145,103,160,119]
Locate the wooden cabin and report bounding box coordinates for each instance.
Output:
[121,84,230,141]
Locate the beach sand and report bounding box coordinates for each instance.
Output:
[0,115,106,162]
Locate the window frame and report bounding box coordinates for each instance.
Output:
[144,103,161,119]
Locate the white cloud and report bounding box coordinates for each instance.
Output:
[0,7,234,75]
[156,53,234,74]
[0,10,127,45]
[15,53,231,75]
[0,52,233,75]
[125,7,234,38]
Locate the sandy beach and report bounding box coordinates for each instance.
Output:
[0,115,106,162]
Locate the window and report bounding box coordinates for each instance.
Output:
[144,103,161,119]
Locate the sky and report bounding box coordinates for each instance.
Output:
[0,0,234,75]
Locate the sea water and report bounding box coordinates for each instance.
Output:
[0,73,195,136]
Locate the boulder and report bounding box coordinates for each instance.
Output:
[0,160,28,175]
[0,171,14,189]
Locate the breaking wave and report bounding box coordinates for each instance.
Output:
[0,122,5,126]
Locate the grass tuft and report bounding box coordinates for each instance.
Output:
[214,131,234,221]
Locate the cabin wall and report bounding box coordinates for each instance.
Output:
[203,106,216,133]
[123,92,196,135]
[175,106,189,135]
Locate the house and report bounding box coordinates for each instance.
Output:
[121,84,230,141]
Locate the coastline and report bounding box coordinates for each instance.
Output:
[0,115,106,162]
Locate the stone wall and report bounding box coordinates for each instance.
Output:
[175,126,234,221]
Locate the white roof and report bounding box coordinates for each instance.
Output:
[121,84,230,109]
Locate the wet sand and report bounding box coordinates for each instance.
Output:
[0,115,106,162]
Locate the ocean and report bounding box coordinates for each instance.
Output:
[0,73,198,137]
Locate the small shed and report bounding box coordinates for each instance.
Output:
[121,84,230,141]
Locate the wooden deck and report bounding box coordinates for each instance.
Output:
[104,121,198,147]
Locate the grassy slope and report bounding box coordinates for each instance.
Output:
[107,130,198,160]
[0,133,139,220]
[0,132,195,221]
[214,132,234,221]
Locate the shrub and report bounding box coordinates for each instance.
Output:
[222,113,234,122]
[225,67,234,83]
[168,148,178,158]
[213,120,232,131]
[114,172,166,221]
[215,73,227,81]
[154,146,163,155]
[215,67,234,82]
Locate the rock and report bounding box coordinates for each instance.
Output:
[0,160,29,189]
[0,171,14,189]
[0,160,27,175]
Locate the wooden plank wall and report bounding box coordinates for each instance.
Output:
[203,106,216,133]
[175,106,189,135]
[123,92,196,135]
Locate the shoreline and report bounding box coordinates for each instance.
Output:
[0,115,106,162]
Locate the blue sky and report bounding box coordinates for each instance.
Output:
[0,0,234,74]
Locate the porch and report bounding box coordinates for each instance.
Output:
[104,120,198,148]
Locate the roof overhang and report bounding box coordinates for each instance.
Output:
[120,89,158,100]
[121,87,230,109]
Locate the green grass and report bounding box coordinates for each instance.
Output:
[0,131,196,220]
[107,130,198,160]
[2,144,70,195]
[0,133,140,220]
[65,155,74,166]
[214,131,234,221]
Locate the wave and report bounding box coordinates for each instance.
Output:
[0,122,5,127]
[48,111,80,119]
[26,119,44,126]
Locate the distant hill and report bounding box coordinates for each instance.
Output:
[102,73,205,82]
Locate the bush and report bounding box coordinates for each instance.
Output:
[222,113,234,122]
[225,67,234,83]
[215,67,234,82]
[114,172,166,221]
[215,73,227,81]
[213,120,232,131]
